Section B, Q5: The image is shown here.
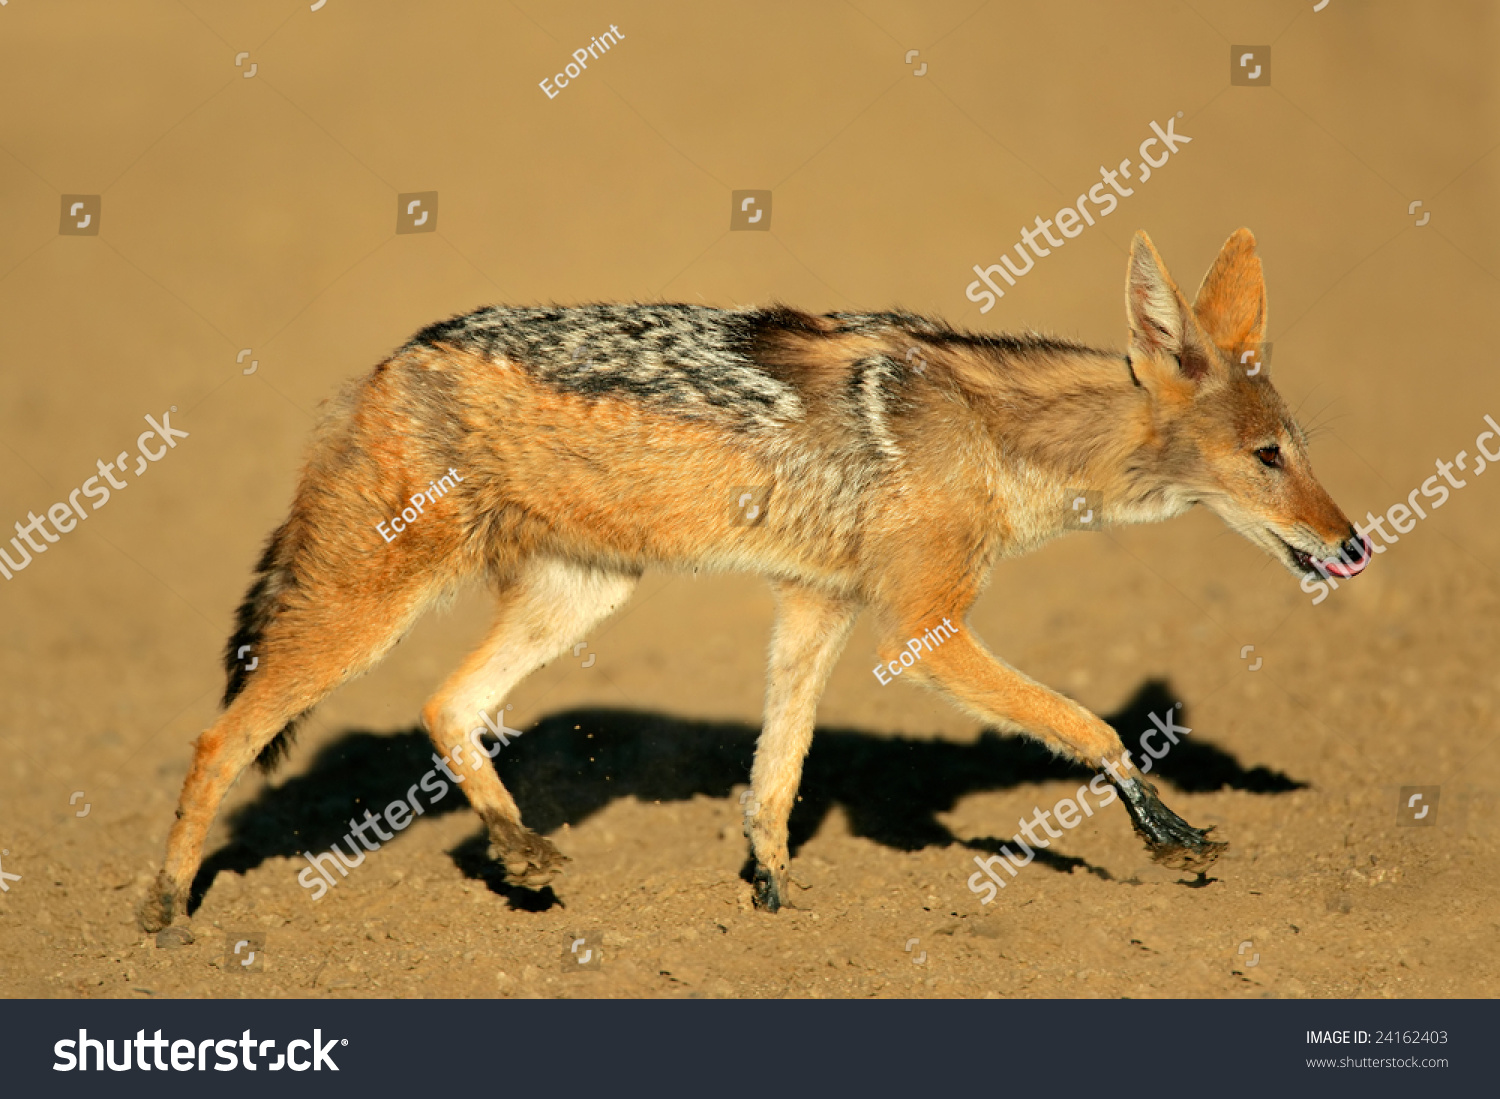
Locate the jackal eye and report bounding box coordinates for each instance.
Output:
[1255,445,1282,468]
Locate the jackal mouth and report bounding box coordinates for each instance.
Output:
[1274,532,1372,580]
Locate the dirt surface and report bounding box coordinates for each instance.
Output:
[2,1,1498,1000]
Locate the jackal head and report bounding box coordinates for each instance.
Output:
[1124,228,1369,582]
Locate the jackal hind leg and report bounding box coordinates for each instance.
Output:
[421,558,636,891]
[746,582,859,912]
[139,571,440,932]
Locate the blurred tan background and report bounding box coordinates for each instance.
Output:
[1,1,1497,998]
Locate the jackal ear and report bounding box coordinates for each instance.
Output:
[1192,228,1267,350]
[1126,231,1217,387]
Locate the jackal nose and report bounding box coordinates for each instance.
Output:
[1322,531,1372,579]
[1338,531,1369,564]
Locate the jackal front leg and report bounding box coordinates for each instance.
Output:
[893,621,1225,872]
[746,583,858,912]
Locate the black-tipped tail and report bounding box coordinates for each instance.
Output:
[223,523,304,773]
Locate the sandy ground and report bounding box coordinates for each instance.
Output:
[1,1,1498,1000]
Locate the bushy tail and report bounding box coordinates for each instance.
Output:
[222,521,305,773]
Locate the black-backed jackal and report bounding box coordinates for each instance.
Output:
[139,228,1369,930]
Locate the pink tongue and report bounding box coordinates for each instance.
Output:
[1321,535,1372,578]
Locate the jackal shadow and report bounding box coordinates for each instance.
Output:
[193,678,1305,911]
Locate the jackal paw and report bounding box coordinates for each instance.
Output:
[1145,821,1227,873]
[137,872,180,933]
[486,818,569,890]
[1118,777,1227,873]
[751,865,787,913]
